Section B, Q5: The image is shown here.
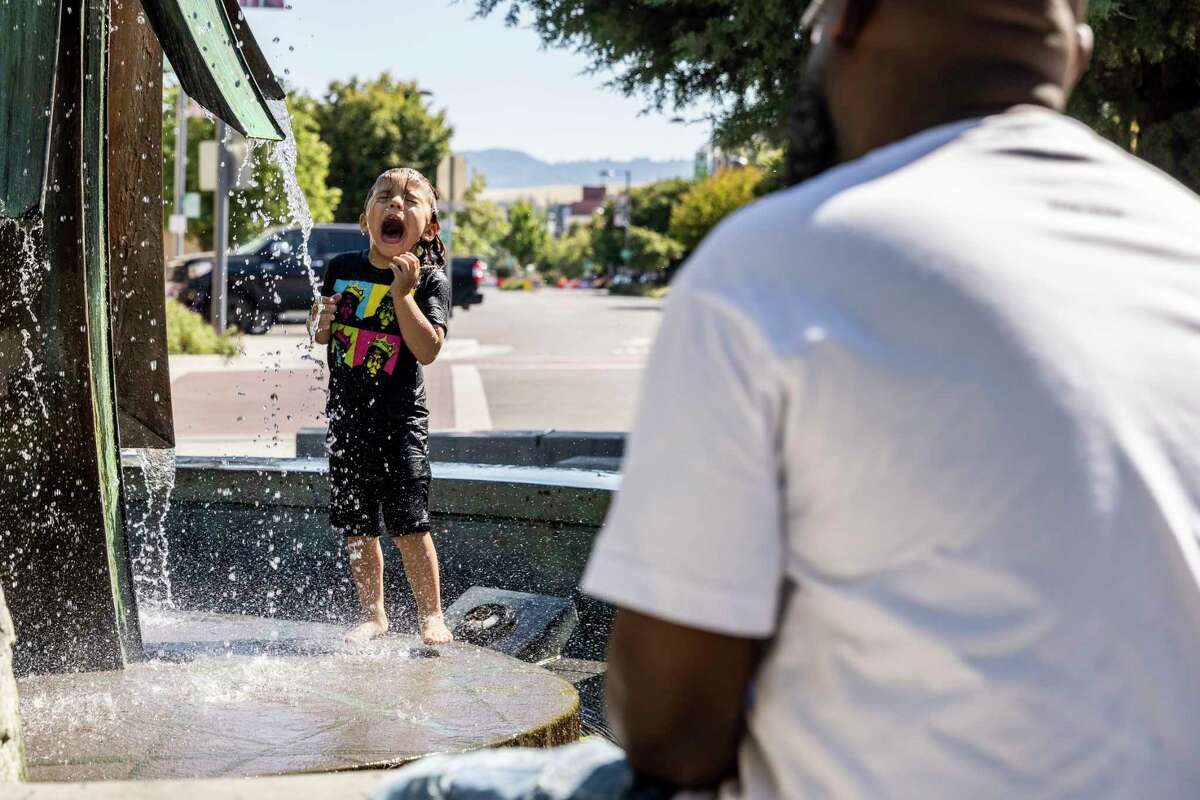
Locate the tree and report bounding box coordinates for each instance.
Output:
[591,200,687,273]
[162,85,341,249]
[501,200,549,267]
[476,1,1200,192]
[669,167,763,253]
[452,176,509,262]
[543,223,594,278]
[313,73,453,222]
[472,1,808,148]
[1069,1,1200,193]
[629,178,692,235]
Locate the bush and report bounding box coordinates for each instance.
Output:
[165,301,242,356]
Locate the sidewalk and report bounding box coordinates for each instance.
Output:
[169,332,491,457]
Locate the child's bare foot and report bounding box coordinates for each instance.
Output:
[419,613,453,645]
[345,612,389,643]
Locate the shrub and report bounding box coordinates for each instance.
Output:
[165,301,242,356]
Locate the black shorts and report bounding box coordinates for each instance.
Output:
[327,418,432,537]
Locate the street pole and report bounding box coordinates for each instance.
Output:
[622,169,632,275]
[211,120,230,334]
[173,89,188,257]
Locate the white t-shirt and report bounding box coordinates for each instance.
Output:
[582,110,1200,799]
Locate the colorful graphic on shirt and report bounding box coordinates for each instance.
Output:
[333,278,389,322]
[331,324,401,376]
[352,330,402,376]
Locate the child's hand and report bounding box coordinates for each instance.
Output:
[313,293,340,336]
[389,253,421,297]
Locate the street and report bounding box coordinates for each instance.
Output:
[169,288,665,456]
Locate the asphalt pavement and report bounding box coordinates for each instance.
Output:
[169,288,664,456]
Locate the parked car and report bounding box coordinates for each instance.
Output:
[449,256,487,310]
[169,224,484,333]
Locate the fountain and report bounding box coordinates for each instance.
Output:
[0,1,588,792]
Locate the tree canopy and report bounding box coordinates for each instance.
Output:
[476,1,1200,191]
[452,176,510,263]
[501,200,549,267]
[669,167,763,253]
[313,73,453,222]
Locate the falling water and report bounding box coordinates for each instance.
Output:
[130,448,177,610]
[266,98,318,304]
[4,217,51,423]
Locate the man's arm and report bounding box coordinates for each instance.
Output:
[607,609,763,789]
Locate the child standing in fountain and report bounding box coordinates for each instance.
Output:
[311,167,453,645]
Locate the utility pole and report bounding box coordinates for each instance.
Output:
[172,89,188,257]
[601,168,633,276]
[211,120,230,334]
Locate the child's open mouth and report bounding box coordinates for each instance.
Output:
[380,214,405,245]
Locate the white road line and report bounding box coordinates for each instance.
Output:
[450,364,493,431]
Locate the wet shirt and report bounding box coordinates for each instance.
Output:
[320,250,450,428]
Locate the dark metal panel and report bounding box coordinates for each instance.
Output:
[220,0,285,101]
[0,0,63,218]
[108,0,176,450]
[0,0,128,676]
[140,0,283,140]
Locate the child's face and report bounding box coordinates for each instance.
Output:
[360,174,436,261]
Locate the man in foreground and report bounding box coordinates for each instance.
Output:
[382,0,1200,796]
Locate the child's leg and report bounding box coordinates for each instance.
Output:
[393,533,453,644]
[345,535,389,642]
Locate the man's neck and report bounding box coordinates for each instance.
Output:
[835,94,1063,164]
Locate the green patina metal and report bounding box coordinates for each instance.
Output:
[142,0,283,140]
[82,0,140,662]
[0,0,63,219]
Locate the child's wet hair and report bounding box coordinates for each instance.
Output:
[365,167,447,268]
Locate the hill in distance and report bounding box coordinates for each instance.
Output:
[461,149,692,190]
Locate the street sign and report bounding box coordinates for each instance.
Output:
[199,139,253,191]
[620,248,633,262]
[168,214,187,235]
[436,154,468,205]
[183,192,201,218]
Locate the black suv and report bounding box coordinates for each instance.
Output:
[169,223,484,333]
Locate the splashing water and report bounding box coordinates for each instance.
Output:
[266,98,318,305]
[130,448,177,609]
[3,217,51,422]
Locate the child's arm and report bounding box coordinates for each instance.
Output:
[388,254,443,365]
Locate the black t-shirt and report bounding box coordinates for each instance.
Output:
[320,250,450,428]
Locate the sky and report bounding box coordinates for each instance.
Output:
[241,1,714,164]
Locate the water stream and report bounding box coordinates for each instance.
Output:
[129,448,177,610]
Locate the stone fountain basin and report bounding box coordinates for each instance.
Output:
[18,610,579,783]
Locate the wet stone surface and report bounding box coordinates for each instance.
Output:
[18,611,579,782]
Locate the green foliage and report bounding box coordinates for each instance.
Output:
[453,175,510,262]
[1069,0,1200,193]
[476,1,1200,192]
[501,199,549,267]
[164,300,241,356]
[543,223,594,278]
[473,1,807,148]
[162,86,340,249]
[314,74,453,222]
[629,178,692,235]
[669,167,763,253]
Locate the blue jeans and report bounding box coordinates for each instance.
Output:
[374,739,683,800]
